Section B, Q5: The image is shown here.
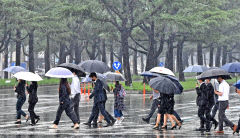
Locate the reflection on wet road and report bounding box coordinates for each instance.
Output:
[0,85,239,137]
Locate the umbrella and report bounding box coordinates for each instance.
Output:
[233,80,240,89]
[13,72,43,81]
[149,67,175,76]
[221,62,240,73]
[45,67,74,78]
[149,76,180,95]
[83,73,110,92]
[164,75,183,94]
[3,66,26,74]
[199,68,231,80]
[78,60,110,74]
[58,63,86,77]
[104,72,126,81]
[183,65,208,73]
[140,71,161,77]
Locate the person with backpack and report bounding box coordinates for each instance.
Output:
[113,81,125,124]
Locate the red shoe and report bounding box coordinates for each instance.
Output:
[215,131,224,134]
[233,125,237,133]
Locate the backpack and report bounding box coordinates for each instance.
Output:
[119,86,126,98]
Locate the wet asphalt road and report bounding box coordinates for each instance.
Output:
[0,85,240,138]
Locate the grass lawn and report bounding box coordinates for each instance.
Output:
[0,77,238,92]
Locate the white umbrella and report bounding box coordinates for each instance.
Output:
[149,67,175,76]
[45,67,74,78]
[104,72,126,81]
[13,72,43,81]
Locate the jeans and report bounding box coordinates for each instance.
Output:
[114,109,123,118]
[71,93,80,123]
[28,101,39,124]
[53,103,78,125]
[88,102,111,124]
[218,101,234,131]
[145,99,159,121]
[16,97,27,119]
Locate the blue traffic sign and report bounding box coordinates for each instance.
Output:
[113,61,122,70]
[159,62,164,67]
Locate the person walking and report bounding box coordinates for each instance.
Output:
[142,89,160,124]
[14,79,29,124]
[70,71,81,124]
[195,78,211,132]
[205,78,218,130]
[83,72,113,127]
[26,81,40,126]
[233,81,240,134]
[215,76,237,134]
[113,81,125,124]
[51,78,79,129]
[210,79,219,129]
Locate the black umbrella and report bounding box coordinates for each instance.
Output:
[78,60,110,74]
[164,75,183,94]
[149,76,180,95]
[200,68,231,80]
[58,63,86,77]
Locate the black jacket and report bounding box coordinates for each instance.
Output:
[15,83,26,98]
[26,84,38,103]
[59,84,71,105]
[206,83,215,107]
[89,79,106,103]
[196,83,208,106]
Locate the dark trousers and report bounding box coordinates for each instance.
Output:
[93,101,115,122]
[16,97,27,119]
[71,94,80,123]
[237,118,240,132]
[198,106,210,129]
[146,99,159,121]
[88,102,111,124]
[53,103,78,125]
[218,101,234,131]
[28,101,39,124]
[211,102,219,123]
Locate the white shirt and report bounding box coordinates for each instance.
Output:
[71,75,81,98]
[218,80,229,101]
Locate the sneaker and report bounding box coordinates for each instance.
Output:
[83,122,91,126]
[49,124,58,129]
[15,121,21,124]
[120,116,124,122]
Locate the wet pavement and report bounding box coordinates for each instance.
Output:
[0,85,240,137]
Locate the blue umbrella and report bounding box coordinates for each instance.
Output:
[45,67,74,78]
[3,66,26,74]
[233,80,240,89]
[221,62,240,73]
[183,65,208,73]
[140,71,160,77]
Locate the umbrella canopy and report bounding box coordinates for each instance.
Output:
[221,62,240,73]
[164,75,183,94]
[58,63,86,77]
[199,68,231,80]
[149,67,175,76]
[183,65,208,73]
[78,60,110,74]
[83,73,110,92]
[3,66,26,74]
[140,71,160,77]
[13,72,43,81]
[233,80,240,89]
[45,67,74,78]
[104,72,126,81]
[149,76,180,95]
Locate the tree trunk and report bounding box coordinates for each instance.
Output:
[141,54,144,72]
[197,43,203,65]
[228,51,232,63]
[165,34,174,71]
[69,43,74,63]
[209,46,214,67]
[133,47,138,75]
[176,37,185,81]
[101,39,107,63]
[215,46,221,67]
[121,29,132,86]
[58,43,66,64]
[4,47,8,79]
[110,44,114,72]
[28,29,35,72]
[16,29,21,66]
[222,45,227,65]
[75,42,82,64]
[44,34,50,73]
